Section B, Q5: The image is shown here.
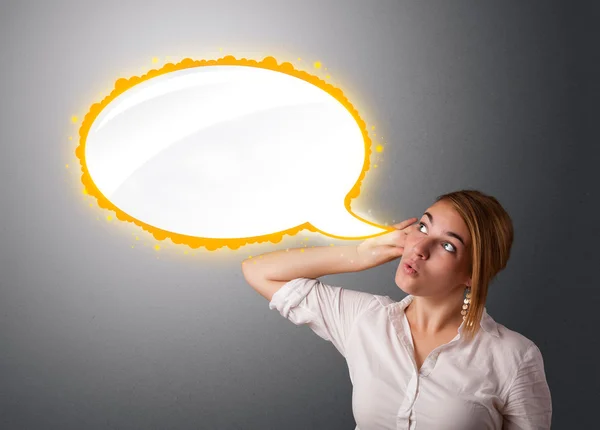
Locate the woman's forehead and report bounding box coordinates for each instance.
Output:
[423,201,471,242]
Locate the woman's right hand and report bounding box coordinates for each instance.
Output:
[356,217,418,270]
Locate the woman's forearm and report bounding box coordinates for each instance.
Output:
[242,245,366,282]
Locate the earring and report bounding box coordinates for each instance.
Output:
[461,286,471,321]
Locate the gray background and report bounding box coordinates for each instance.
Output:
[1,1,598,429]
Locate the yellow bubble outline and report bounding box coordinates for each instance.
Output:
[75,55,392,251]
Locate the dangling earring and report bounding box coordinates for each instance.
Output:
[461,286,471,321]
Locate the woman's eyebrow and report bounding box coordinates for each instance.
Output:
[423,212,466,246]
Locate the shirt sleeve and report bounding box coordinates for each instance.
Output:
[502,343,553,430]
[268,277,380,357]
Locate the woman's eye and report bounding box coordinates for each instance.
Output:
[418,222,455,253]
[443,243,456,253]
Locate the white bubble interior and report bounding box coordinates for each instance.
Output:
[85,65,386,239]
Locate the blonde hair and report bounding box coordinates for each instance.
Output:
[435,189,514,342]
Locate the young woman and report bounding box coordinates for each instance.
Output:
[242,189,552,430]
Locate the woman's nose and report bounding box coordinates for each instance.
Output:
[412,239,430,258]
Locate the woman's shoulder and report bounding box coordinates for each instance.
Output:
[486,317,542,359]
[473,315,548,390]
[371,294,396,307]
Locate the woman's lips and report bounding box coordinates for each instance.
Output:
[402,263,418,276]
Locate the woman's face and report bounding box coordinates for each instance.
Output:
[395,199,473,298]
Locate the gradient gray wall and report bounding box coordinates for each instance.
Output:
[1,1,597,429]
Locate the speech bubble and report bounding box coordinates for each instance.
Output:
[76,56,392,250]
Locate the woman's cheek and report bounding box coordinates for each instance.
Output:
[404,235,417,249]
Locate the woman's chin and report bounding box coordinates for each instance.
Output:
[395,273,419,294]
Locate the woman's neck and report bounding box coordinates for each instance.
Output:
[405,288,465,335]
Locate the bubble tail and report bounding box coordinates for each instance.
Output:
[310,207,391,239]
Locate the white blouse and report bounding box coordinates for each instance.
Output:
[269,278,552,430]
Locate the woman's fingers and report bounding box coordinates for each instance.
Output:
[368,218,416,251]
[380,217,417,249]
[391,217,418,231]
[380,228,407,248]
[384,244,405,260]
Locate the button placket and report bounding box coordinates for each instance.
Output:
[419,348,442,376]
[398,373,419,414]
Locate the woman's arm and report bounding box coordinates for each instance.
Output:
[242,245,363,301]
[502,343,552,429]
[242,217,417,301]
